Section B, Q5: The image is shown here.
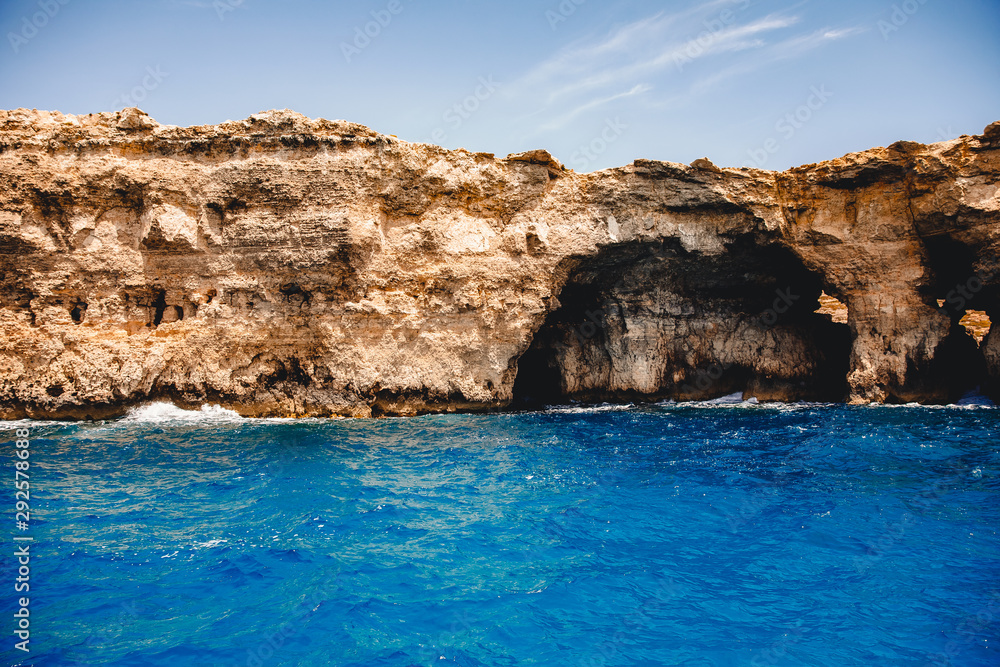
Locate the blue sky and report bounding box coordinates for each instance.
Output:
[1,0,998,171]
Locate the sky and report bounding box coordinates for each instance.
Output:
[1,0,998,172]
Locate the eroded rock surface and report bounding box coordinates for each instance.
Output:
[0,108,996,419]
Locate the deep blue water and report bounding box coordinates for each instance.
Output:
[2,401,999,667]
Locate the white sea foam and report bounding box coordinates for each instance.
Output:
[193,539,228,549]
[955,391,996,407]
[2,392,995,430]
[543,396,829,414]
[542,403,636,415]
[705,392,749,405]
[0,417,73,428]
[661,395,822,411]
[119,402,246,424]
[871,401,997,410]
[523,393,997,417]
[867,390,996,410]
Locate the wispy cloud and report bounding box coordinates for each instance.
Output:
[502,6,801,134]
[821,26,867,40]
[684,24,867,97]
[538,84,653,132]
[541,15,800,105]
[171,1,216,8]
[496,1,865,140]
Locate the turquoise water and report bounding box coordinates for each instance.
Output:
[3,401,999,666]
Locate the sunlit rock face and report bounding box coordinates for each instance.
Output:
[0,108,997,419]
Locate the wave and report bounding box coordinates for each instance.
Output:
[116,402,341,425]
[119,402,247,424]
[538,395,833,414]
[868,401,997,410]
[660,397,833,411]
[4,391,996,429]
[702,391,752,405]
[541,403,636,415]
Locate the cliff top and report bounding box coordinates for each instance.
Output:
[1,107,998,177]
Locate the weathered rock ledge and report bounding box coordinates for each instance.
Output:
[1,108,997,419]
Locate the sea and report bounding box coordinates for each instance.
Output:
[2,396,998,666]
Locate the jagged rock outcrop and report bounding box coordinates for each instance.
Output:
[0,108,996,419]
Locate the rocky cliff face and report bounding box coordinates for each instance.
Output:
[0,108,997,419]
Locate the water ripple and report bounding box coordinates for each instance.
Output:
[2,404,998,666]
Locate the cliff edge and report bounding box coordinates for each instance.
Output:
[1,108,997,418]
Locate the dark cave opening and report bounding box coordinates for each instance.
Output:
[924,235,978,305]
[809,311,853,401]
[931,322,987,400]
[509,347,565,410]
[924,235,994,321]
[510,280,611,409]
[70,302,87,324]
[151,289,167,326]
[923,234,994,400]
[509,238,855,407]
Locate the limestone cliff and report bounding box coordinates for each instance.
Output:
[0,108,996,419]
